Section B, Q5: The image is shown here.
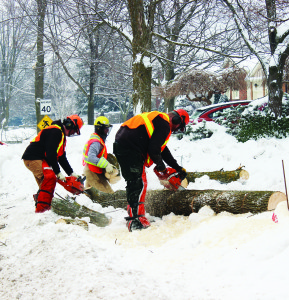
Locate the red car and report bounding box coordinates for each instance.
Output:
[190,100,252,124]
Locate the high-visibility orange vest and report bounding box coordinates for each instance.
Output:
[122,111,171,167]
[31,125,66,158]
[82,133,107,174]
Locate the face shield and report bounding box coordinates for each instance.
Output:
[103,125,113,136]
[95,124,113,137]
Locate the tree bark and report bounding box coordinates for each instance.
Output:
[87,32,98,125]
[84,187,286,217]
[187,168,249,184]
[127,0,157,113]
[266,0,287,117]
[268,65,283,117]
[86,6,100,125]
[35,0,47,132]
[51,197,111,227]
[163,2,182,113]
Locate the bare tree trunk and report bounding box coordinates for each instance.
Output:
[164,57,175,112]
[163,4,181,113]
[35,0,47,132]
[267,65,283,117]
[87,30,99,125]
[266,0,283,117]
[127,0,157,113]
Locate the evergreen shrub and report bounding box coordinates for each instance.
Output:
[216,95,289,142]
[179,122,213,141]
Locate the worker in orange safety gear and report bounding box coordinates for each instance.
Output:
[22,114,83,213]
[113,109,189,232]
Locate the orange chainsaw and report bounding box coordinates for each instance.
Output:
[154,167,185,191]
[57,176,85,195]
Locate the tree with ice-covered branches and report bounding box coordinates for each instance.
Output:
[222,0,289,117]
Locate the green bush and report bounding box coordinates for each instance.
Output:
[179,122,213,141]
[216,95,289,142]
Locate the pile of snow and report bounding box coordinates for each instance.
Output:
[1,122,289,299]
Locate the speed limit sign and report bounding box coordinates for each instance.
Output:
[40,99,52,115]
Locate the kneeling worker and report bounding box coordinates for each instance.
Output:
[82,116,117,194]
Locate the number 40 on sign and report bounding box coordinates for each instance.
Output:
[40,99,52,115]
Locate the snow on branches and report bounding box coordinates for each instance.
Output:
[156,67,247,104]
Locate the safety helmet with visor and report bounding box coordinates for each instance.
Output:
[63,114,84,136]
[94,116,112,138]
[171,109,189,133]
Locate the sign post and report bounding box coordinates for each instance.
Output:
[40,99,52,115]
[37,99,53,131]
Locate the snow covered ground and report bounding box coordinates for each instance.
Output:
[1,121,289,300]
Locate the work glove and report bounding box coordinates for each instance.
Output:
[153,166,168,180]
[70,172,81,179]
[57,172,66,181]
[178,167,187,181]
[105,162,115,174]
[155,162,166,173]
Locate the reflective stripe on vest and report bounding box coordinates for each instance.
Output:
[31,125,65,158]
[82,133,107,174]
[122,111,171,167]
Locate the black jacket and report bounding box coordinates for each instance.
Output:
[22,120,73,175]
[115,115,181,171]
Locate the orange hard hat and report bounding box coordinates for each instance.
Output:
[171,109,189,132]
[66,114,83,135]
[174,109,189,125]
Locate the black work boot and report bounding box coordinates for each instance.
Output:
[126,205,150,232]
[127,218,145,232]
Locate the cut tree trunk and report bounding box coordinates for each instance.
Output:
[186,168,249,184]
[84,187,285,217]
[51,197,111,227]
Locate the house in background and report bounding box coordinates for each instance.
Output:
[245,62,267,100]
[223,57,289,101]
[152,58,289,108]
[222,58,267,101]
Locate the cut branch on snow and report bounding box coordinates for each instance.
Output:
[51,197,111,227]
[55,218,89,230]
[187,167,249,184]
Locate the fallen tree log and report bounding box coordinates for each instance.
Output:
[51,197,111,227]
[186,168,249,184]
[108,153,248,184]
[105,168,249,191]
[85,187,285,217]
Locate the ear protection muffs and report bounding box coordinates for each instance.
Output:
[63,118,75,130]
[172,111,182,125]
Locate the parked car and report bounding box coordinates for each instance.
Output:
[190,100,252,124]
